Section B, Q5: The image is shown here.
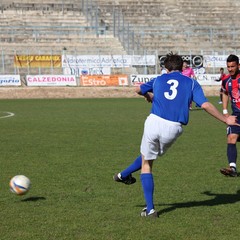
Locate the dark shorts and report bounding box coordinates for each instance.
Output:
[227,114,240,140]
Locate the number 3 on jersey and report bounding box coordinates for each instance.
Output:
[164,79,179,100]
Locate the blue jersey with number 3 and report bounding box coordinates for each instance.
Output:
[140,72,208,125]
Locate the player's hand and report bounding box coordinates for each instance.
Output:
[144,93,153,103]
[226,115,240,126]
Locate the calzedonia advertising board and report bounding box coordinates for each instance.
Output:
[26,75,77,86]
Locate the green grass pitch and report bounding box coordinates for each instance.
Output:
[0,97,239,240]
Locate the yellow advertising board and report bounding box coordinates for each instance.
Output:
[14,55,61,68]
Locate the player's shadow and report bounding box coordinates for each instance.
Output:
[21,196,46,202]
[155,190,240,216]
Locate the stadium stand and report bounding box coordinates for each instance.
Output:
[0,0,132,75]
[94,0,240,54]
[2,0,240,54]
[0,4,124,54]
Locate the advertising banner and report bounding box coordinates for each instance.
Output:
[0,75,21,86]
[130,74,158,86]
[159,55,203,68]
[131,73,221,86]
[195,74,221,85]
[14,55,61,68]
[26,75,77,86]
[62,55,155,68]
[131,55,156,66]
[63,67,111,76]
[203,55,228,68]
[80,75,128,86]
[63,55,131,68]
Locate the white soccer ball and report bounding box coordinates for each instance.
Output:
[9,175,31,195]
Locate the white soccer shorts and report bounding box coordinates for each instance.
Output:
[140,114,183,160]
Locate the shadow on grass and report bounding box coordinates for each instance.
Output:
[155,190,240,216]
[21,196,46,202]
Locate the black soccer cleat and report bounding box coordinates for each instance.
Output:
[220,167,238,177]
[113,173,136,185]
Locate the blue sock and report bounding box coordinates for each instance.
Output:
[227,143,237,165]
[141,173,154,214]
[121,155,141,179]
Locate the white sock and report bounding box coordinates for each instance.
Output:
[230,163,237,170]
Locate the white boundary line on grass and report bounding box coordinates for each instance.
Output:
[0,112,15,119]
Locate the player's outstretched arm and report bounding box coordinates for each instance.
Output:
[135,86,153,103]
[201,102,238,125]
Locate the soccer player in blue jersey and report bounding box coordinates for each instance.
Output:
[113,53,238,218]
[220,54,240,177]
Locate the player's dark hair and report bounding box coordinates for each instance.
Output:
[164,52,183,72]
[227,54,239,65]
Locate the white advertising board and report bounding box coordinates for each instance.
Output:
[0,75,21,86]
[131,74,222,86]
[26,75,77,86]
[62,55,156,68]
[63,67,111,76]
[130,74,159,86]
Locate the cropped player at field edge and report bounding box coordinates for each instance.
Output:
[182,60,195,78]
[215,67,228,104]
[113,53,238,218]
[220,54,240,177]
